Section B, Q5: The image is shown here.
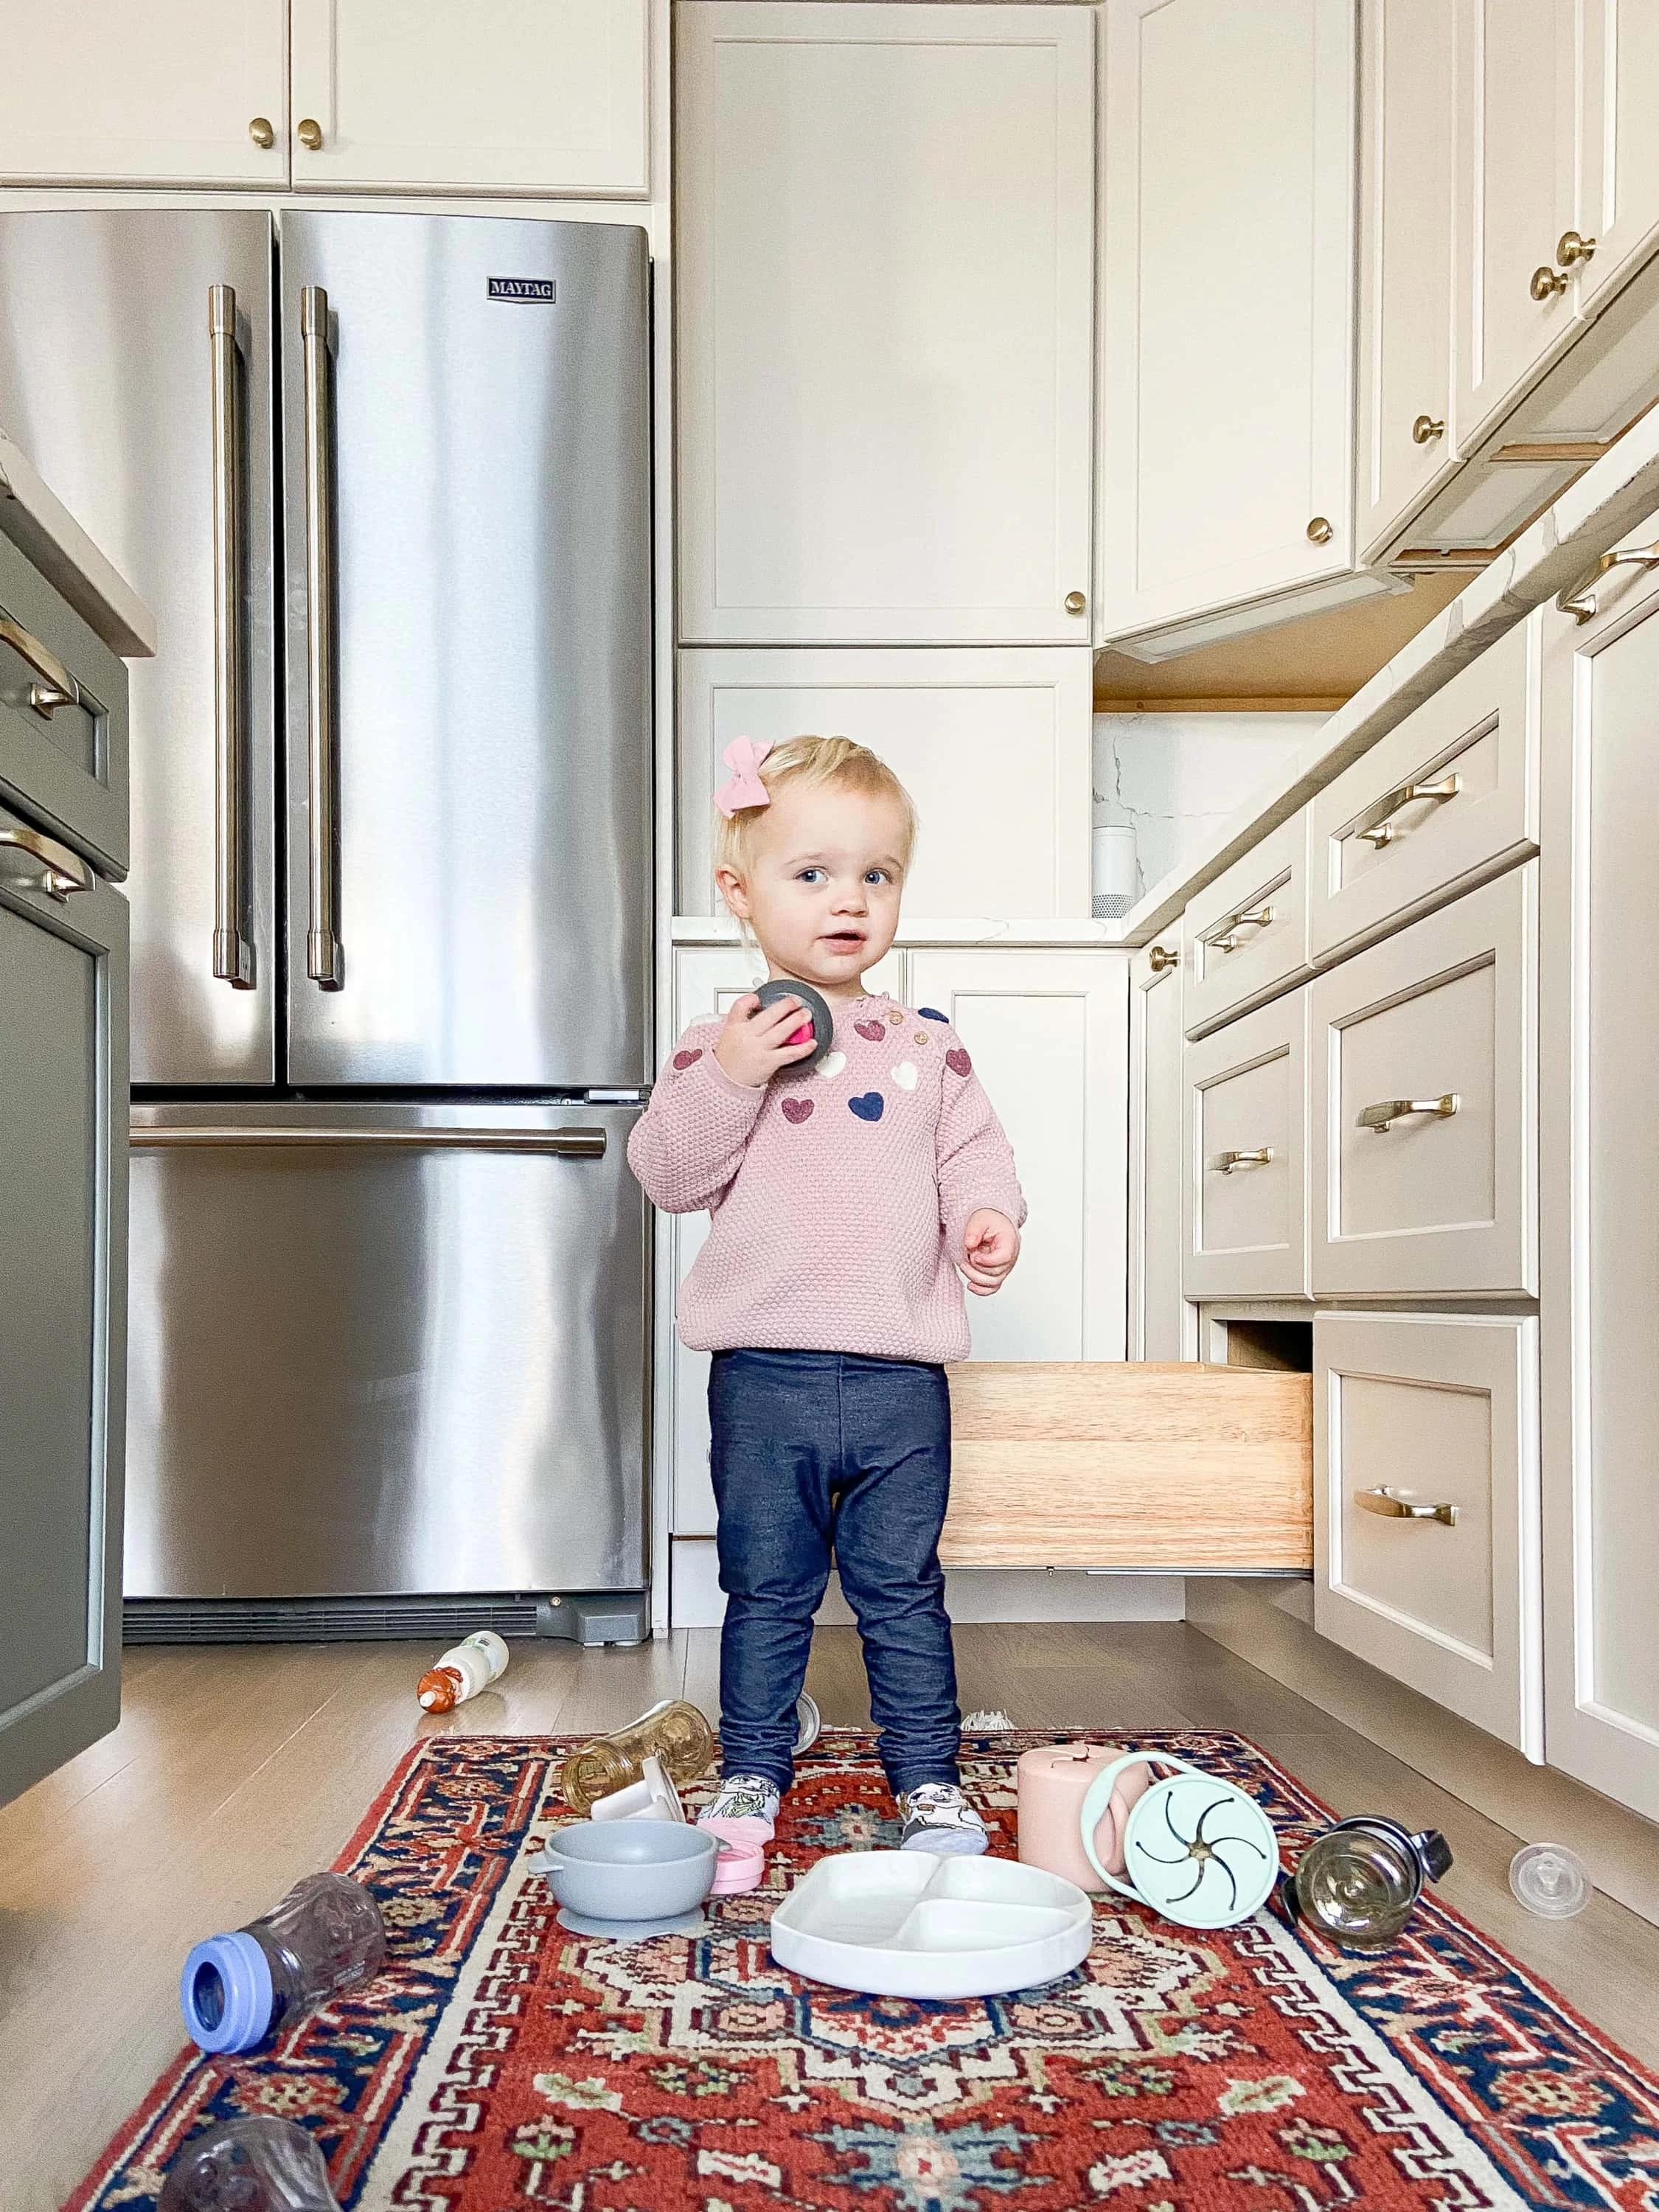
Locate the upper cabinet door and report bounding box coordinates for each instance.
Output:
[1574,0,1659,313]
[0,0,288,187]
[1453,0,1579,448]
[288,0,650,196]
[1355,0,1457,560]
[675,4,1095,646]
[1099,0,1357,644]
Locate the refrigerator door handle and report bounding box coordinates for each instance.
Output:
[209,284,255,990]
[301,284,344,990]
[130,1124,608,1158]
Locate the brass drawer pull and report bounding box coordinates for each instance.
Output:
[0,823,93,900]
[1211,903,1275,953]
[1411,414,1445,445]
[1530,264,1569,300]
[1357,1484,1458,1528]
[1556,539,1659,623]
[1358,1093,1458,1134]
[1147,943,1178,973]
[1215,1147,1273,1174]
[0,611,81,718]
[1357,773,1461,847]
[1556,229,1596,267]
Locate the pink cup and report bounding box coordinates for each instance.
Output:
[1016,1743,1152,1891]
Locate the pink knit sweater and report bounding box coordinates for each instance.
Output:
[627,993,1026,1362]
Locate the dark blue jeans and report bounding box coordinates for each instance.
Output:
[709,1349,962,1798]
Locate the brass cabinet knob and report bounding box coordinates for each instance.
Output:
[1306,515,1333,544]
[297,117,324,150]
[248,116,275,149]
[1063,589,1087,616]
[1556,229,1596,267]
[1411,413,1445,445]
[1531,264,1569,300]
[1147,944,1178,973]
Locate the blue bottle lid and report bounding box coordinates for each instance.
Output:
[180,1930,276,2053]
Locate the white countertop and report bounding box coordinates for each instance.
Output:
[0,428,156,658]
[680,403,1659,958]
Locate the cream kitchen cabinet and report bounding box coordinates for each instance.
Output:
[1309,866,1538,1299]
[0,0,649,197]
[1181,988,1309,1302]
[675,3,1095,646]
[675,649,1093,921]
[1098,0,1376,657]
[1129,936,1189,1360]
[287,0,650,197]
[1181,810,1312,1040]
[0,1,290,188]
[1538,526,1659,1820]
[1354,0,1456,561]
[907,950,1129,1363]
[1314,1312,1542,1756]
[665,944,1125,1536]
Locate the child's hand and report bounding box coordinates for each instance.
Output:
[960,1209,1020,1296]
[714,993,820,1088]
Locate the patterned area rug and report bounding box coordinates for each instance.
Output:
[72,1729,1659,2211]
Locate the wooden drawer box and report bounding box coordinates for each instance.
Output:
[1183,807,1312,1037]
[1183,989,1309,1299]
[0,531,128,877]
[1309,615,1537,964]
[1313,1312,1541,1756]
[942,1360,1312,1571]
[1310,865,1536,1297]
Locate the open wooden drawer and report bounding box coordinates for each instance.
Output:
[941,1362,1312,1572]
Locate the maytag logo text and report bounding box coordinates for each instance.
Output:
[487,276,557,302]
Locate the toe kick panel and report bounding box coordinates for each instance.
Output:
[1314,1311,1540,1755]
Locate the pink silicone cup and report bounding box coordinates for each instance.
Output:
[699,1814,771,1894]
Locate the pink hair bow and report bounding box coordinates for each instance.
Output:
[714,736,773,818]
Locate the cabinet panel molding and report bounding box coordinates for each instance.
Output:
[288,0,650,196]
[676,647,1092,920]
[1129,942,1189,1360]
[1182,989,1310,1301]
[677,2,1095,643]
[1314,1310,1541,1756]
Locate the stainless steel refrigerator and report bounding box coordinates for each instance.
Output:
[0,211,652,1638]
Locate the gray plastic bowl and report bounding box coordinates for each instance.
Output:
[535,1820,717,1920]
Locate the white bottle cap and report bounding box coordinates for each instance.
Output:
[1509,1841,1591,1918]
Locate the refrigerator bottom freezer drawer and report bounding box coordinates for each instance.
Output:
[125,1103,647,1598]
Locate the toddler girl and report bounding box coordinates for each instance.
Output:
[627,735,1025,1874]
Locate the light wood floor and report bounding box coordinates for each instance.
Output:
[2,1623,1655,2211]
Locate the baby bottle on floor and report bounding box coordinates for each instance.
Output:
[417,1628,510,1711]
[159,2117,339,2212]
[181,1872,386,2054]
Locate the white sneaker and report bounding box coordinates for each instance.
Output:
[899,1783,990,1855]
[698,1773,782,1832]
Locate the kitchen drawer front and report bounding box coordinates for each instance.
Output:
[0,532,128,878]
[1309,616,1537,963]
[1183,990,1308,1300]
[1313,1312,1540,1755]
[1310,866,1535,1296]
[1183,808,1312,1037]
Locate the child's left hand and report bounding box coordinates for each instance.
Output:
[960,1210,1020,1297]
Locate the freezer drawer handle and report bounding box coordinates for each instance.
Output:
[129,1125,608,1157]
[0,611,81,719]
[1358,1093,1458,1134]
[1355,1485,1458,1528]
[209,285,255,990]
[301,285,344,991]
[0,823,93,901]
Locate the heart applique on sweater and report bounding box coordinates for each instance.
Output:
[781,1096,814,1124]
[672,1048,702,1071]
[946,1048,973,1077]
[855,1019,886,1043]
[848,1092,885,1122]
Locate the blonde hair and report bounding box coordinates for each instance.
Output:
[713,735,918,880]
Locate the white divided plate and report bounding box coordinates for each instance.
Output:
[769,1851,1093,2000]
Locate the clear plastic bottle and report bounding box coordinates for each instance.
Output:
[181,1873,386,2055]
[159,2117,339,2212]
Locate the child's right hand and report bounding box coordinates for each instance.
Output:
[714,993,820,1088]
